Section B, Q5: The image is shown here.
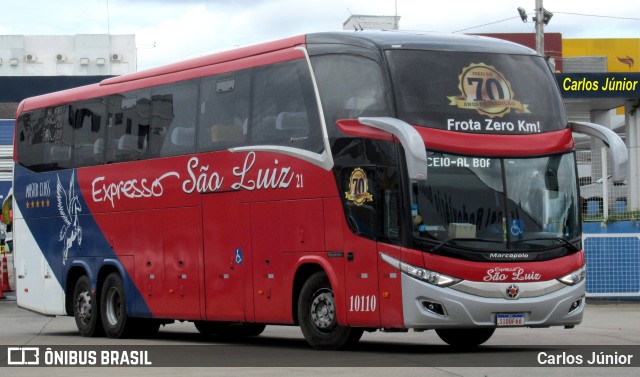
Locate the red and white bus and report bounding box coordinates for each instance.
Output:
[11,31,627,349]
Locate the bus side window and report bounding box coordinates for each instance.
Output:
[105,96,122,163]
[198,71,250,152]
[70,98,106,167]
[155,79,198,157]
[17,110,45,170]
[381,167,401,240]
[110,90,151,162]
[309,54,390,138]
[250,59,323,153]
[16,106,75,171]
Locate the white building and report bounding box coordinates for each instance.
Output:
[0,34,136,76]
[0,34,136,188]
[343,15,400,31]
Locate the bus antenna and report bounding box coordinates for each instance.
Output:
[347,8,364,31]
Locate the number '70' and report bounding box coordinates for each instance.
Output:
[467,77,505,100]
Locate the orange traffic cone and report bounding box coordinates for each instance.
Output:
[1,254,10,292]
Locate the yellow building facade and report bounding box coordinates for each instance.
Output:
[563,38,640,73]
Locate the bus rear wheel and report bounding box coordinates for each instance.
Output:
[435,328,495,347]
[100,272,134,338]
[297,272,363,350]
[73,275,104,337]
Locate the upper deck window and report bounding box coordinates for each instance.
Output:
[387,50,566,134]
[310,54,391,138]
[16,58,325,172]
[198,70,250,152]
[249,59,324,153]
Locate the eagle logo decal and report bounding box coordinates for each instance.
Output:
[57,172,82,265]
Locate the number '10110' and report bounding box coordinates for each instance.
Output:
[348,295,377,312]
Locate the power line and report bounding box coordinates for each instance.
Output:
[452,16,520,33]
[452,10,640,35]
[554,11,640,22]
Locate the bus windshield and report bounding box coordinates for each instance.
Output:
[411,152,580,251]
[387,50,567,134]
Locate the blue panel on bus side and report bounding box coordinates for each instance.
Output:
[13,163,152,316]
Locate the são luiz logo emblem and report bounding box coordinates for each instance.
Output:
[447,63,529,118]
[345,168,373,206]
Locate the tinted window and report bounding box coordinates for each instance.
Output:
[154,80,199,157]
[16,59,328,171]
[70,98,106,167]
[107,89,152,163]
[198,70,250,152]
[250,59,323,153]
[310,54,390,137]
[17,105,74,171]
[387,50,567,134]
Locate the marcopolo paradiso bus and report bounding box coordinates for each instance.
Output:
[10,31,627,349]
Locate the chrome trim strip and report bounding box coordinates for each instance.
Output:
[450,279,565,299]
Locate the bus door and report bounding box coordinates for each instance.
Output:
[202,192,248,321]
[341,163,404,328]
[341,166,382,327]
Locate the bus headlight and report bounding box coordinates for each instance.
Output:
[380,252,461,287]
[557,266,586,286]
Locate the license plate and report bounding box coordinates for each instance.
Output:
[496,313,525,327]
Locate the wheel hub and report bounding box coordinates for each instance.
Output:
[104,287,122,326]
[75,291,92,325]
[310,291,335,330]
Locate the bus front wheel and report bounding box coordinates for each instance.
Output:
[297,272,363,350]
[435,328,495,347]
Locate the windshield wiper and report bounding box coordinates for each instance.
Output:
[511,237,580,252]
[431,237,504,253]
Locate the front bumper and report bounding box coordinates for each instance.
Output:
[402,273,585,329]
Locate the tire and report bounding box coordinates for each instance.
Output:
[194,321,266,337]
[297,272,360,350]
[194,321,224,335]
[345,327,365,347]
[133,319,161,338]
[100,272,134,338]
[230,323,266,337]
[435,328,495,348]
[72,275,104,337]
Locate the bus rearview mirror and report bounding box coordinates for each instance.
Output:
[569,121,628,183]
[335,118,428,181]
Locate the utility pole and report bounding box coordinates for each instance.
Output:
[519,1,552,56]
[535,0,544,55]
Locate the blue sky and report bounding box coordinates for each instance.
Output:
[1,0,639,70]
